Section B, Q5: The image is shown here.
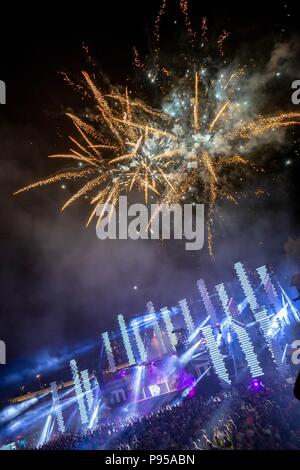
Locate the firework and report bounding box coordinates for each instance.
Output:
[14,0,300,254]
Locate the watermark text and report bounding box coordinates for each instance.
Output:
[96,196,205,251]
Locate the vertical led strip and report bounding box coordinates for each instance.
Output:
[69,359,89,425]
[254,307,289,376]
[179,299,195,337]
[132,319,148,363]
[234,262,259,313]
[231,323,264,377]
[215,283,231,317]
[197,279,217,325]
[102,332,116,373]
[117,314,136,365]
[80,369,94,411]
[161,307,177,350]
[216,282,264,378]
[147,302,166,354]
[215,283,240,317]
[201,325,231,385]
[256,265,279,306]
[50,381,65,433]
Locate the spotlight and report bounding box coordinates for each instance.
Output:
[249,378,263,392]
[187,387,196,398]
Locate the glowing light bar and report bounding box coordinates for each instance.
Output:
[38,414,52,447]
[69,359,88,425]
[201,325,231,386]
[234,262,259,313]
[88,400,100,430]
[230,322,264,378]
[80,369,94,411]
[254,307,289,376]
[188,316,210,343]
[161,307,177,350]
[197,279,217,325]
[280,285,300,322]
[102,332,116,373]
[147,302,166,354]
[216,283,231,317]
[216,283,239,318]
[216,281,263,378]
[132,319,148,363]
[179,299,195,337]
[50,381,65,433]
[132,365,144,404]
[179,339,202,365]
[256,265,279,306]
[117,314,136,365]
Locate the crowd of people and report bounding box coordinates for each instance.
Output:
[36,379,300,450]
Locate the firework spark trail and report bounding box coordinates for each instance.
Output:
[208,100,230,133]
[14,168,95,194]
[14,0,300,255]
[217,31,230,57]
[154,0,167,57]
[201,17,208,41]
[133,47,145,71]
[236,113,300,138]
[194,72,200,131]
[180,0,196,43]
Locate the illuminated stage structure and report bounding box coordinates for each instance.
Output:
[1,261,300,448]
[102,262,298,383]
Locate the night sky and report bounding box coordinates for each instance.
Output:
[0,0,300,399]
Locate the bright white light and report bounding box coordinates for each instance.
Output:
[118,314,136,365]
[280,284,300,322]
[38,414,52,447]
[80,370,94,411]
[256,265,279,306]
[254,307,288,375]
[234,262,259,313]
[161,307,177,350]
[179,299,195,337]
[188,316,210,343]
[147,301,166,354]
[132,366,144,402]
[132,320,148,362]
[179,339,201,365]
[102,332,116,373]
[149,384,161,397]
[201,325,231,385]
[230,322,264,378]
[50,381,65,433]
[88,400,100,429]
[69,359,89,425]
[197,279,218,325]
[0,397,38,425]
